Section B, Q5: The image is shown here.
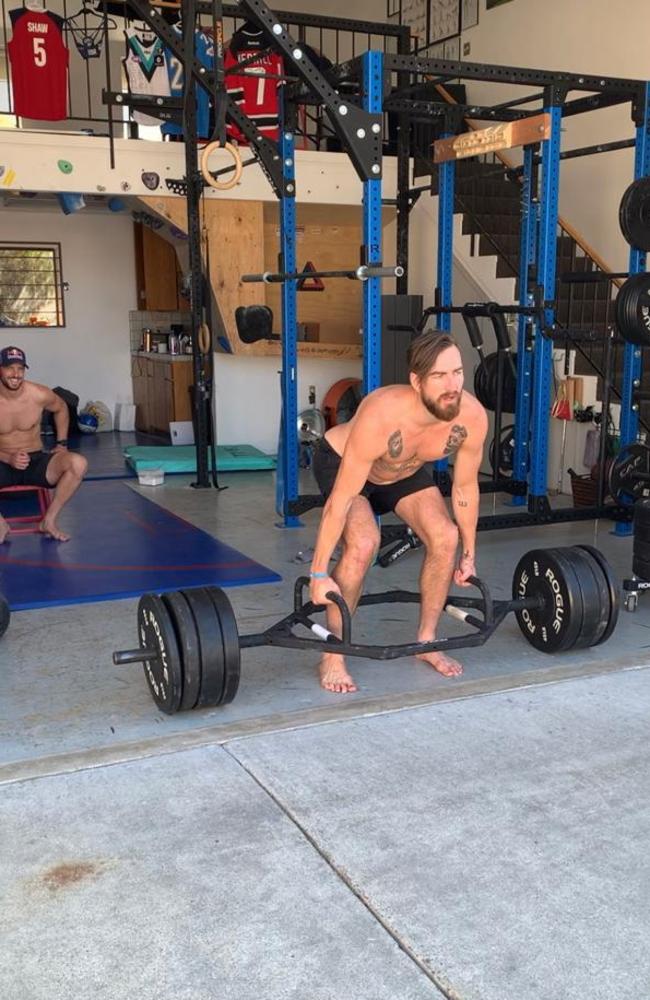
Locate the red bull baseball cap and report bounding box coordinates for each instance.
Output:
[0,346,29,368]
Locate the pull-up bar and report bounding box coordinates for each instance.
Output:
[241,265,404,284]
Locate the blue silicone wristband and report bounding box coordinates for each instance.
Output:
[310,571,329,579]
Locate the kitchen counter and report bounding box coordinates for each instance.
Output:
[132,351,193,361]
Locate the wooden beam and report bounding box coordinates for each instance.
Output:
[433,113,551,163]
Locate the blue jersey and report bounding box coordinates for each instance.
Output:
[162,27,213,138]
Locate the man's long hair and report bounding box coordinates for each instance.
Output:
[407,331,459,380]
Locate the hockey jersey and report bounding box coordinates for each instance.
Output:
[8,6,69,121]
[123,27,170,127]
[223,24,283,144]
[162,25,214,139]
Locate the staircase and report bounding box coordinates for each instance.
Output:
[418,155,644,429]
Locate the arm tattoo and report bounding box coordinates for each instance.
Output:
[443,424,468,456]
[387,429,403,458]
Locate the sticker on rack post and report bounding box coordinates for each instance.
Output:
[57,159,73,174]
[141,171,160,191]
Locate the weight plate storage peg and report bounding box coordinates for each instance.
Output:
[137,594,183,714]
[512,548,586,652]
[619,176,650,252]
[615,273,650,346]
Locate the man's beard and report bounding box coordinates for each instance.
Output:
[422,392,461,421]
[0,376,22,392]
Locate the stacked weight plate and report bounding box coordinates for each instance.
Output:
[512,545,619,652]
[633,499,650,580]
[137,586,241,714]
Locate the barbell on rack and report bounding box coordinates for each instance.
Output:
[113,545,620,715]
[240,265,404,284]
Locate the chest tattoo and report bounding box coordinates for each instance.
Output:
[387,429,403,458]
[443,424,468,456]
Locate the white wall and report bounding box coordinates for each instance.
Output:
[462,0,648,270]
[0,205,136,415]
[271,0,388,21]
[214,354,361,453]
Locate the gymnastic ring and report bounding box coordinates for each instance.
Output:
[199,322,211,354]
[200,141,243,191]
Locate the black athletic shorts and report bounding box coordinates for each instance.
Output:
[312,436,434,516]
[0,450,54,489]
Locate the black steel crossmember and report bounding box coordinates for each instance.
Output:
[109,0,287,197]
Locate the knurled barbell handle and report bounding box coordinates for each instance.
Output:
[113,647,158,666]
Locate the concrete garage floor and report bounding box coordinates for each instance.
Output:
[1,471,649,999]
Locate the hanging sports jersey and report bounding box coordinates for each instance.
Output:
[224,24,283,144]
[123,27,170,127]
[7,7,69,121]
[162,25,214,139]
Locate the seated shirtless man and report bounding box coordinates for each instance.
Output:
[0,346,88,542]
[310,331,488,693]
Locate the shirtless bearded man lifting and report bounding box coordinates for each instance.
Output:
[309,331,488,693]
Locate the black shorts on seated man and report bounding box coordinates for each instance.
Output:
[0,346,88,542]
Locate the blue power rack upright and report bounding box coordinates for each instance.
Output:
[616,82,650,535]
[511,144,537,503]
[434,136,455,479]
[436,142,455,332]
[276,121,301,527]
[362,50,384,394]
[528,104,562,508]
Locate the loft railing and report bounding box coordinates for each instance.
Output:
[0,2,407,146]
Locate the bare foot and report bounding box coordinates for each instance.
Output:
[0,519,9,544]
[416,650,463,677]
[319,653,358,694]
[40,518,70,542]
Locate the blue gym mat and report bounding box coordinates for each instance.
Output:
[0,480,281,611]
[124,443,276,474]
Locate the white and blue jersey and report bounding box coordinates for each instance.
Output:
[162,26,213,139]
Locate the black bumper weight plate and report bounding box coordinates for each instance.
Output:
[512,548,584,652]
[137,594,183,714]
[633,554,650,579]
[633,538,650,562]
[619,177,650,252]
[634,498,650,522]
[575,545,620,645]
[181,588,225,709]
[162,590,202,712]
[205,586,241,706]
[566,547,610,647]
[608,443,650,505]
[615,273,650,346]
[489,424,515,478]
[0,592,10,638]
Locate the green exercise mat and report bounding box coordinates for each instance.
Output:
[124,444,276,473]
